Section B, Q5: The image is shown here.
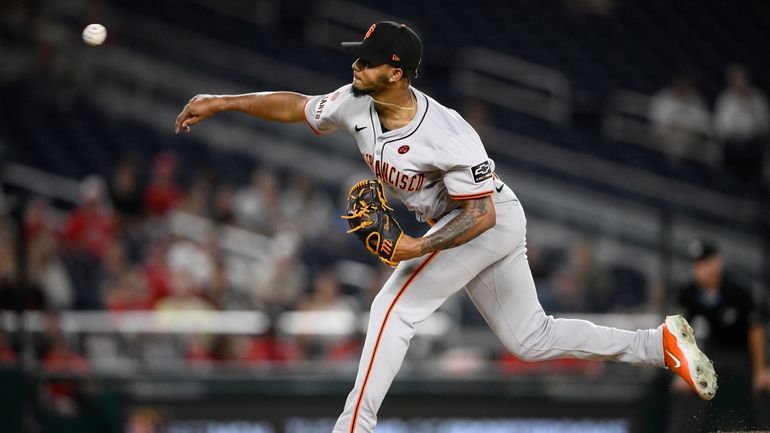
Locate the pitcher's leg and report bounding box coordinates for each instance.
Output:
[466,246,664,366]
[334,216,512,433]
[332,254,441,433]
[333,245,497,433]
[334,203,524,433]
[332,291,411,433]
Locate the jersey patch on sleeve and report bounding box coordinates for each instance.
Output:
[471,160,492,183]
[314,94,330,121]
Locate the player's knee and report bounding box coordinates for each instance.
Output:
[499,339,536,361]
[370,291,419,325]
[505,314,553,361]
[504,341,548,362]
[391,304,421,329]
[513,349,543,362]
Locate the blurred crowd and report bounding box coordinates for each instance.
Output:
[648,63,769,189]
[0,144,673,376]
[1,2,768,430]
[0,66,766,383]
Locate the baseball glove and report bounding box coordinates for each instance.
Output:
[342,180,404,267]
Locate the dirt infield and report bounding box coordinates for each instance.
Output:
[718,431,770,433]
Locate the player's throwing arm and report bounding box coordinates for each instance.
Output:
[174,92,310,134]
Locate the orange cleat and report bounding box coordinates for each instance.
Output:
[662,315,718,400]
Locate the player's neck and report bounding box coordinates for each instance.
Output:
[371,87,416,119]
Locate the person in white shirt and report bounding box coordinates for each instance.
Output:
[714,64,770,183]
[648,75,712,166]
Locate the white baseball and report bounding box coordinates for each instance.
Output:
[82,24,107,46]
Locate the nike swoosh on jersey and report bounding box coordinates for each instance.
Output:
[665,350,681,368]
[495,184,504,193]
[355,125,367,132]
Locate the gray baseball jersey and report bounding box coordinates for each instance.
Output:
[304,84,514,222]
[304,84,666,433]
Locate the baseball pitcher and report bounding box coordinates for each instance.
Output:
[175,21,717,433]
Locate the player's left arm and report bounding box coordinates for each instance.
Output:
[393,196,495,261]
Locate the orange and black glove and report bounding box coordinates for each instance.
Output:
[342,180,404,267]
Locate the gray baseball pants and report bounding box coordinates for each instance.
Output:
[334,196,665,433]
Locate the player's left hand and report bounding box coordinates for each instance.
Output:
[391,234,422,262]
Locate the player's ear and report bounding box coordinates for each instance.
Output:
[390,67,404,83]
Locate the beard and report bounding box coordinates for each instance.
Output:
[351,73,390,97]
[351,84,374,97]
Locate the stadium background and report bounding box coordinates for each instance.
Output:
[0,0,769,432]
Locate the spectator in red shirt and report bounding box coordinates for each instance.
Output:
[61,176,117,309]
[142,238,173,308]
[144,151,183,216]
[41,332,89,373]
[62,175,117,259]
[40,316,89,416]
[244,325,301,364]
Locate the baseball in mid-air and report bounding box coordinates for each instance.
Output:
[82,23,107,46]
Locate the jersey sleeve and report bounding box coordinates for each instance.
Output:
[303,84,354,135]
[437,132,495,200]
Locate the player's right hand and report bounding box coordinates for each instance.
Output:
[174,94,222,134]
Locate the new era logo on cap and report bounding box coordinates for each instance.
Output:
[341,21,422,70]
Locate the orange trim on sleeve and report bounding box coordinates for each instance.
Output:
[449,190,494,200]
[349,251,440,433]
[302,97,322,135]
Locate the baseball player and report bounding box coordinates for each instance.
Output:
[175,21,717,433]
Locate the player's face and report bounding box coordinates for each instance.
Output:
[351,58,391,96]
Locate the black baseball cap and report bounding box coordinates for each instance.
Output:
[687,238,719,262]
[341,21,422,70]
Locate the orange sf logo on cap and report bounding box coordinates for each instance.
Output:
[365,24,376,39]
